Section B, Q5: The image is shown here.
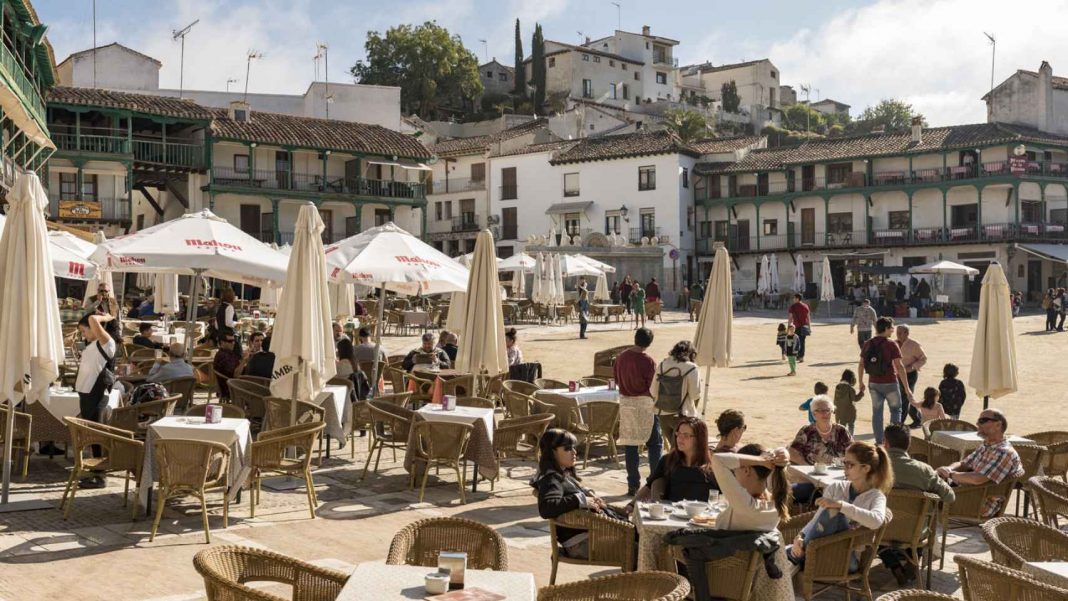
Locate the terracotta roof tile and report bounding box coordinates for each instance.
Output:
[688,136,765,154]
[488,140,577,158]
[540,41,643,66]
[429,119,548,158]
[550,130,698,164]
[48,86,214,120]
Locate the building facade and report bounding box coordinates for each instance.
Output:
[478,59,514,99]
[679,59,781,110]
[985,61,1068,137]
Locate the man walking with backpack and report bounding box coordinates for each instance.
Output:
[858,317,914,444]
[614,327,663,496]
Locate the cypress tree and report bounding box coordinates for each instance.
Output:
[513,19,526,100]
[532,24,546,115]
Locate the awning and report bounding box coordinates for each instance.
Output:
[364,158,431,171]
[545,201,593,215]
[1016,243,1068,264]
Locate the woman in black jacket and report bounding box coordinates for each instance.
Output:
[532,429,607,558]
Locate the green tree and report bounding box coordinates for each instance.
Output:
[850,99,926,134]
[721,80,741,113]
[781,103,826,133]
[350,22,483,119]
[513,19,526,101]
[662,108,711,142]
[531,24,546,115]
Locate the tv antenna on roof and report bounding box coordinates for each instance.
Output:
[611,2,622,31]
[478,39,488,62]
[172,19,200,97]
[983,32,996,96]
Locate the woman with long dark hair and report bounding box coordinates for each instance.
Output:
[532,429,609,559]
[631,417,715,503]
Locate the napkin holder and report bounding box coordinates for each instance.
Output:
[205,404,223,424]
[441,394,456,411]
[438,551,466,588]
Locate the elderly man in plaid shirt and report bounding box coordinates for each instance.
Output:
[936,408,1024,517]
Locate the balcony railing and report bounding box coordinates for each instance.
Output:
[629,226,662,244]
[452,213,480,232]
[274,230,347,246]
[133,139,205,170]
[212,166,426,200]
[430,178,486,194]
[47,194,130,222]
[52,132,130,155]
[0,30,46,129]
[500,184,518,200]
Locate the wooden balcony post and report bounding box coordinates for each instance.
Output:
[864,193,870,245]
[1013,182,1020,226]
[74,111,80,152]
[248,142,255,184]
[161,123,167,164]
[270,198,280,243]
[907,191,914,243]
[755,202,761,251]
[941,189,948,242]
[977,184,984,238]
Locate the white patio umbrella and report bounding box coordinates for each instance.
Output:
[793,257,806,294]
[553,253,566,304]
[820,255,836,306]
[154,273,180,315]
[768,253,780,295]
[558,254,604,278]
[0,220,101,284]
[594,272,610,301]
[259,284,281,312]
[531,253,547,304]
[693,245,733,415]
[571,253,616,274]
[456,230,507,376]
[136,271,154,290]
[969,262,1017,408]
[329,282,356,320]
[269,204,336,412]
[325,222,468,390]
[511,268,525,299]
[542,253,557,304]
[547,227,557,247]
[908,260,980,276]
[48,230,97,259]
[498,252,536,273]
[757,255,770,295]
[0,172,63,505]
[446,291,467,333]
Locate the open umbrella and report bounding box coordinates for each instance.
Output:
[498,252,536,273]
[456,230,507,377]
[558,254,604,278]
[757,255,770,296]
[270,203,336,412]
[820,255,835,314]
[0,172,63,506]
[693,246,733,415]
[594,272,610,302]
[572,254,616,274]
[969,262,1017,409]
[768,253,780,295]
[0,219,101,283]
[793,257,806,294]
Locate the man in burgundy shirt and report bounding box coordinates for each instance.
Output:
[614,327,662,495]
[787,294,812,362]
[858,316,914,444]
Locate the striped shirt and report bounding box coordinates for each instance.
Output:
[851,305,878,332]
[961,439,1024,517]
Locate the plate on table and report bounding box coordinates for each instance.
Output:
[688,514,718,527]
[643,513,669,521]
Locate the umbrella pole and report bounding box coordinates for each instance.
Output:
[983,395,990,410]
[1,395,14,503]
[184,270,202,359]
[368,283,387,399]
[701,365,711,416]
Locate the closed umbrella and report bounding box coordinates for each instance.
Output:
[531,253,546,304]
[270,203,336,412]
[547,227,557,247]
[154,273,180,315]
[594,272,610,302]
[969,262,1017,408]
[769,254,780,295]
[793,257,806,294]
[259,284,281,312]
[511,268,525,299]
[456,230,507,376]
[693,246,733,415]
[446,291,467,333]
[757,255,770,295]
[543,253,557,304]
[329,282,356,321]
[553,253,566,304]
[0,172,63,505]
[820,255,835,315]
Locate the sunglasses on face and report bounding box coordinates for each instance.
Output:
[976,417,1002,425]
[814,408,832,414]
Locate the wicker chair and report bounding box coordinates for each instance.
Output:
[592,345,630,379]
[263,397,325,463]
[372,391,414,409]
[1029,476,1068,529]
[363,401,414,479]
[212,367,231,402]
[407,373,435,407]
[149,438,231,543]
[982,516,1068,570]
[667,547,760,601]
[922,418,977,439]
[440,374,475,398]
[1012,443,1049,517]
[60,417,144,520]
[535,378,568,390]
[193,545,348,601]
[234,374,272,389]
[503,379,541,396]
[537,394,588,437]
[482,371,510,406]
[582,400,620,468]
[248,422,325,519]
[455,396,495,409]
[954,554,1068,601]
[549,509,636,584]
[883,489,942,588]
[227,379,269,431]
[495,414,554,462]
[387,517,508,570]
[908,436,959,471]
[538,571,690,601]
[780,511,889,601]
[128,347,159,362]
[183,403,246,419]
[350,399,373,457]
[161,376,197,413]
[108,394,180,438]
[409,420,472,503]
[875,591,957,601]
[939,473,1020,568]
[384,365,407,396]
[0,405,31,478]
[194,362,216,402]
[503,382,540,418]
[579,377,608,387]
[1026,431,1068,480]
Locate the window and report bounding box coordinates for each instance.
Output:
[634,72,640,81]
[374,208,391,226]
[714,220,730,241]
[770,70,777,79]
[485,70,493,78]
[548,57,555,68]
[470,162,485,182]
[435,202,443,221]
[622,63,627,70]
[499,72,508,81]
[699,220,711,238]
[889,210,910,230]
[582,79,593,98]
[443,200,453,220]
[233,109,247,122]
[640,209,656,237]
[59,172,77,200]
[81,174,98,201]
[564,212,581,236]
[694,174,707,200]
[502,207,518,239]
[653,45,667,64]
[610,83,617,99]
[827,211,853,234]
[136,214,144,231]
[1022,200,1041,223]
[656,71,667,85]
[622,84,629,100]
[605,211,622,235]
[501,167,517,200]
[609,60,615,67]
[1053,208,1067,225]
[563,172,580,197]
[593,55,601,63]
[638,165,656,191]
[763,219,778,235]
[826,162,853,185]
[682,167,689,189]
[234,153,249,173]
[582,54,590,62]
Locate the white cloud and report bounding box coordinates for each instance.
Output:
[766,0,1068,125]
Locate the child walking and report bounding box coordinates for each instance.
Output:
[631,283,647,329]
[914,387,947,423]
[784,324,799,375]
[938,363,966,420]
[799,382,830,423]
[776,322,788,360]
[833,369,865,435]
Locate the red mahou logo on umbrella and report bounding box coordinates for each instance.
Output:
[67,261,86,278]
[185,239,242,252]
[394,256,441,268]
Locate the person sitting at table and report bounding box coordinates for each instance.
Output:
[630,417,715,504]
[132,322,164,350]
[505,328,523,366]
[440,331,459,363]
[786,441,892,569]
[935,408,1024,518]
[134,296,157,319]
[212,332,243,398]
[651,340,701,417]
[789,396,853,504]
[714,409,747,453]
[236,332,274,379]
[147,342,194,383]
[402,332,450,372]
[75,312,118,489]
[353,327,386,362]
[333,322,349,351]
[83,282,118,317]
[532,428,611,560]
[336,337,358,378]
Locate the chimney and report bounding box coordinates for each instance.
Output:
[229,100,251,123]
[585,36,591,45]
[642,25,651,36]
[911,116,923,144]
[1038,60,1053,132]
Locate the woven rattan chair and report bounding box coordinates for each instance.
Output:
[1029,476,1068,529]
[161,376,197,413]
[228,379,269,433]
[538,571,690,601]
[60,417,144,520]
[441,374,475,398]
[549,509,636,584]
[538,394,587,437]
[954,554,1068,601]
[409,420,472,503]
[579,376,608,387]
[875,591,957,601]
[495,414,553,462]
[535,377,568,390]
[483,371,510,405]
[922,418,977,439]
[503,386,537,418]
[780,510,888,601]
[982,516,1068,570]
[387,517,508,570]
[108,394,180,438]
[350,399,373,457]
[0,405,31,478]
[149,438,231,543]
[363,401,414,479]
[582,400,620,468]
[372,391,414,408]
[668,546,760,601]
[194,362,215,402]
[234,374,272,389]
[939,472,1020,568]
[128,347,159,362]
[503,379,541,397]
[193,544,348,601]
[263,397,325,463]
[1026,431,1068,480]
[1012,443,1049,517]
[249,422,324,519]
[183,403,246,419]
[407,373,435,407]
[884,489,942,588]
[212,367,231,402]
[455,396,495,409]
[592,345,630,379]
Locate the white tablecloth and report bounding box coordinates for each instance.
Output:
[1022,561,1068,589]
[137,416,252,509]
[788,464,849,489]
[402,311,431,328]
[930,431,1035,455]
[35,387,122,422]
[337,562,535,601]
[537,385,620,406]
[417,404,494,444]
[316,384,351,440]
[150,332,185,345]
[634,503,707,571]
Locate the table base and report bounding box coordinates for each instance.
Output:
[261,475,305,491]
[0,496,53,513]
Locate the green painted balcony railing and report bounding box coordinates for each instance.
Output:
[0,34,46,130]
[53,133,130,155]
[133,139,206,169]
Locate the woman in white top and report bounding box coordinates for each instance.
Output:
[75,312,118,489]
[709,444,794,601]
[651,341,702,417]
[505,328,523,366]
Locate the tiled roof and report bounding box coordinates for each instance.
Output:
[48,86,214,120]
[209,108,431,159]
[705,122,1068,174]
[489,140,577,158]
[429,119,548,158]
[692,161,733,175]
[684,59,769,75]
[540,41,643,66]
[688,136,765,154]
[550,130,699,165]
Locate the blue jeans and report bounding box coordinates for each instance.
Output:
[796,329,808,359]
[787,509,858,570]
[857,331,871,349]
[624,416,662,492]
[869,382,903,444]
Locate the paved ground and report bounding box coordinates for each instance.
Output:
[2,308,1057,600]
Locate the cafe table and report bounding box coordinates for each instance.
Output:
[929,431,1035,456]
[536,385,619,407]
[1021,561,1068,589]
[25,386,123,444]
[633,500,723,571]
[404,404,497,492]
[315,384,352,457]
[336,562,535,601]
[787,464,849,489]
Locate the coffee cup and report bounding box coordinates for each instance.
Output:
[684,501,707,518]
[648,503,666,519]
[813,462,828,474]
[425,571,450,594]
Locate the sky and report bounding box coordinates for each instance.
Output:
[35,0,1068,127]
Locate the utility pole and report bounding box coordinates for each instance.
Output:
[316,42,330,119]
[172,19,199,98]
[984,32,996,96]
[92,0,97,87]
[244,50,263,102]
[611,2,621,30]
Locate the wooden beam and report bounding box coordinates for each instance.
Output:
[133,183,165,216]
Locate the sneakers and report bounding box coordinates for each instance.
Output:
[78,475,106,489]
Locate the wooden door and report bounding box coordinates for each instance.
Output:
[801,208,815,245]
[319,209,333,243]
[239,204,261,238]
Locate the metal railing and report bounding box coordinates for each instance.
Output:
[629,226,662,244]
[499,184,518,200]
[451,213,480,232]
[52,132,130,155]
[212,166,426,200]
[0,30,46,128]
[430,177,486,194]
[133,139,205,169]
[47,193,130,221]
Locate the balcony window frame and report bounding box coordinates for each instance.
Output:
[763,219,778,235]
[59,172,77,200]
[656,71,668,85]
[563,172,580,197]
[826,162,853,185]
[888,210,910,231]
[582,79,593,98]
[233,153,250,174]
[605,211,622,235]
[638,165,656,191]
[639,208,656,237]
[682,167,689,189]
[563,212,582,236]
[502,207,518,240]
